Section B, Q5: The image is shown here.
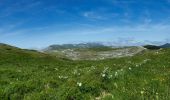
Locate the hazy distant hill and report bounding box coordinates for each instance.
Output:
[143,43,170,50]
[160,43,170,48]
[43,43,145,60]
[143,45,161,50]
[44,43,108,51]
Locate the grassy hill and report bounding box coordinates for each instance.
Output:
[0,44,170,100]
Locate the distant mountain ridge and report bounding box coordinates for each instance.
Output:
[143,43,170,50]
[160,43,170,48]
[44,42,170,51]
[44,42,109,51]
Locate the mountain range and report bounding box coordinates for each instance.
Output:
[43,42,170,51]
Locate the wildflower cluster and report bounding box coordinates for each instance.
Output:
[101,67,114,80]
[72,69,81,76]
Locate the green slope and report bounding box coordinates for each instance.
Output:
[0,44,170,100]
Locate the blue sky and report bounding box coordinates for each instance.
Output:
[0,0,170,48]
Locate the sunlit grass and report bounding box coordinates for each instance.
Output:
[0,45,170,100]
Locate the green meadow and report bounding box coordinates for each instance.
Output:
[0,44,170,100]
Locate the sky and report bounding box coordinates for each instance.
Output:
[0,0,170,48]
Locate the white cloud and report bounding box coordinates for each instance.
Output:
[82,11,105,20]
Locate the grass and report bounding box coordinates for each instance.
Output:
[0,44,170,100]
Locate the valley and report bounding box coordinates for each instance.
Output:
[45,46,145,60]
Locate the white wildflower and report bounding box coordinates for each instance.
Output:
[140,91,144,94]
[136,64,139,67]
[102,73,106,77]
[77,82,82,87]
[129,67,132,70]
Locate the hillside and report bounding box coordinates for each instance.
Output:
[0,44,170,100]
[44,43,145,60]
